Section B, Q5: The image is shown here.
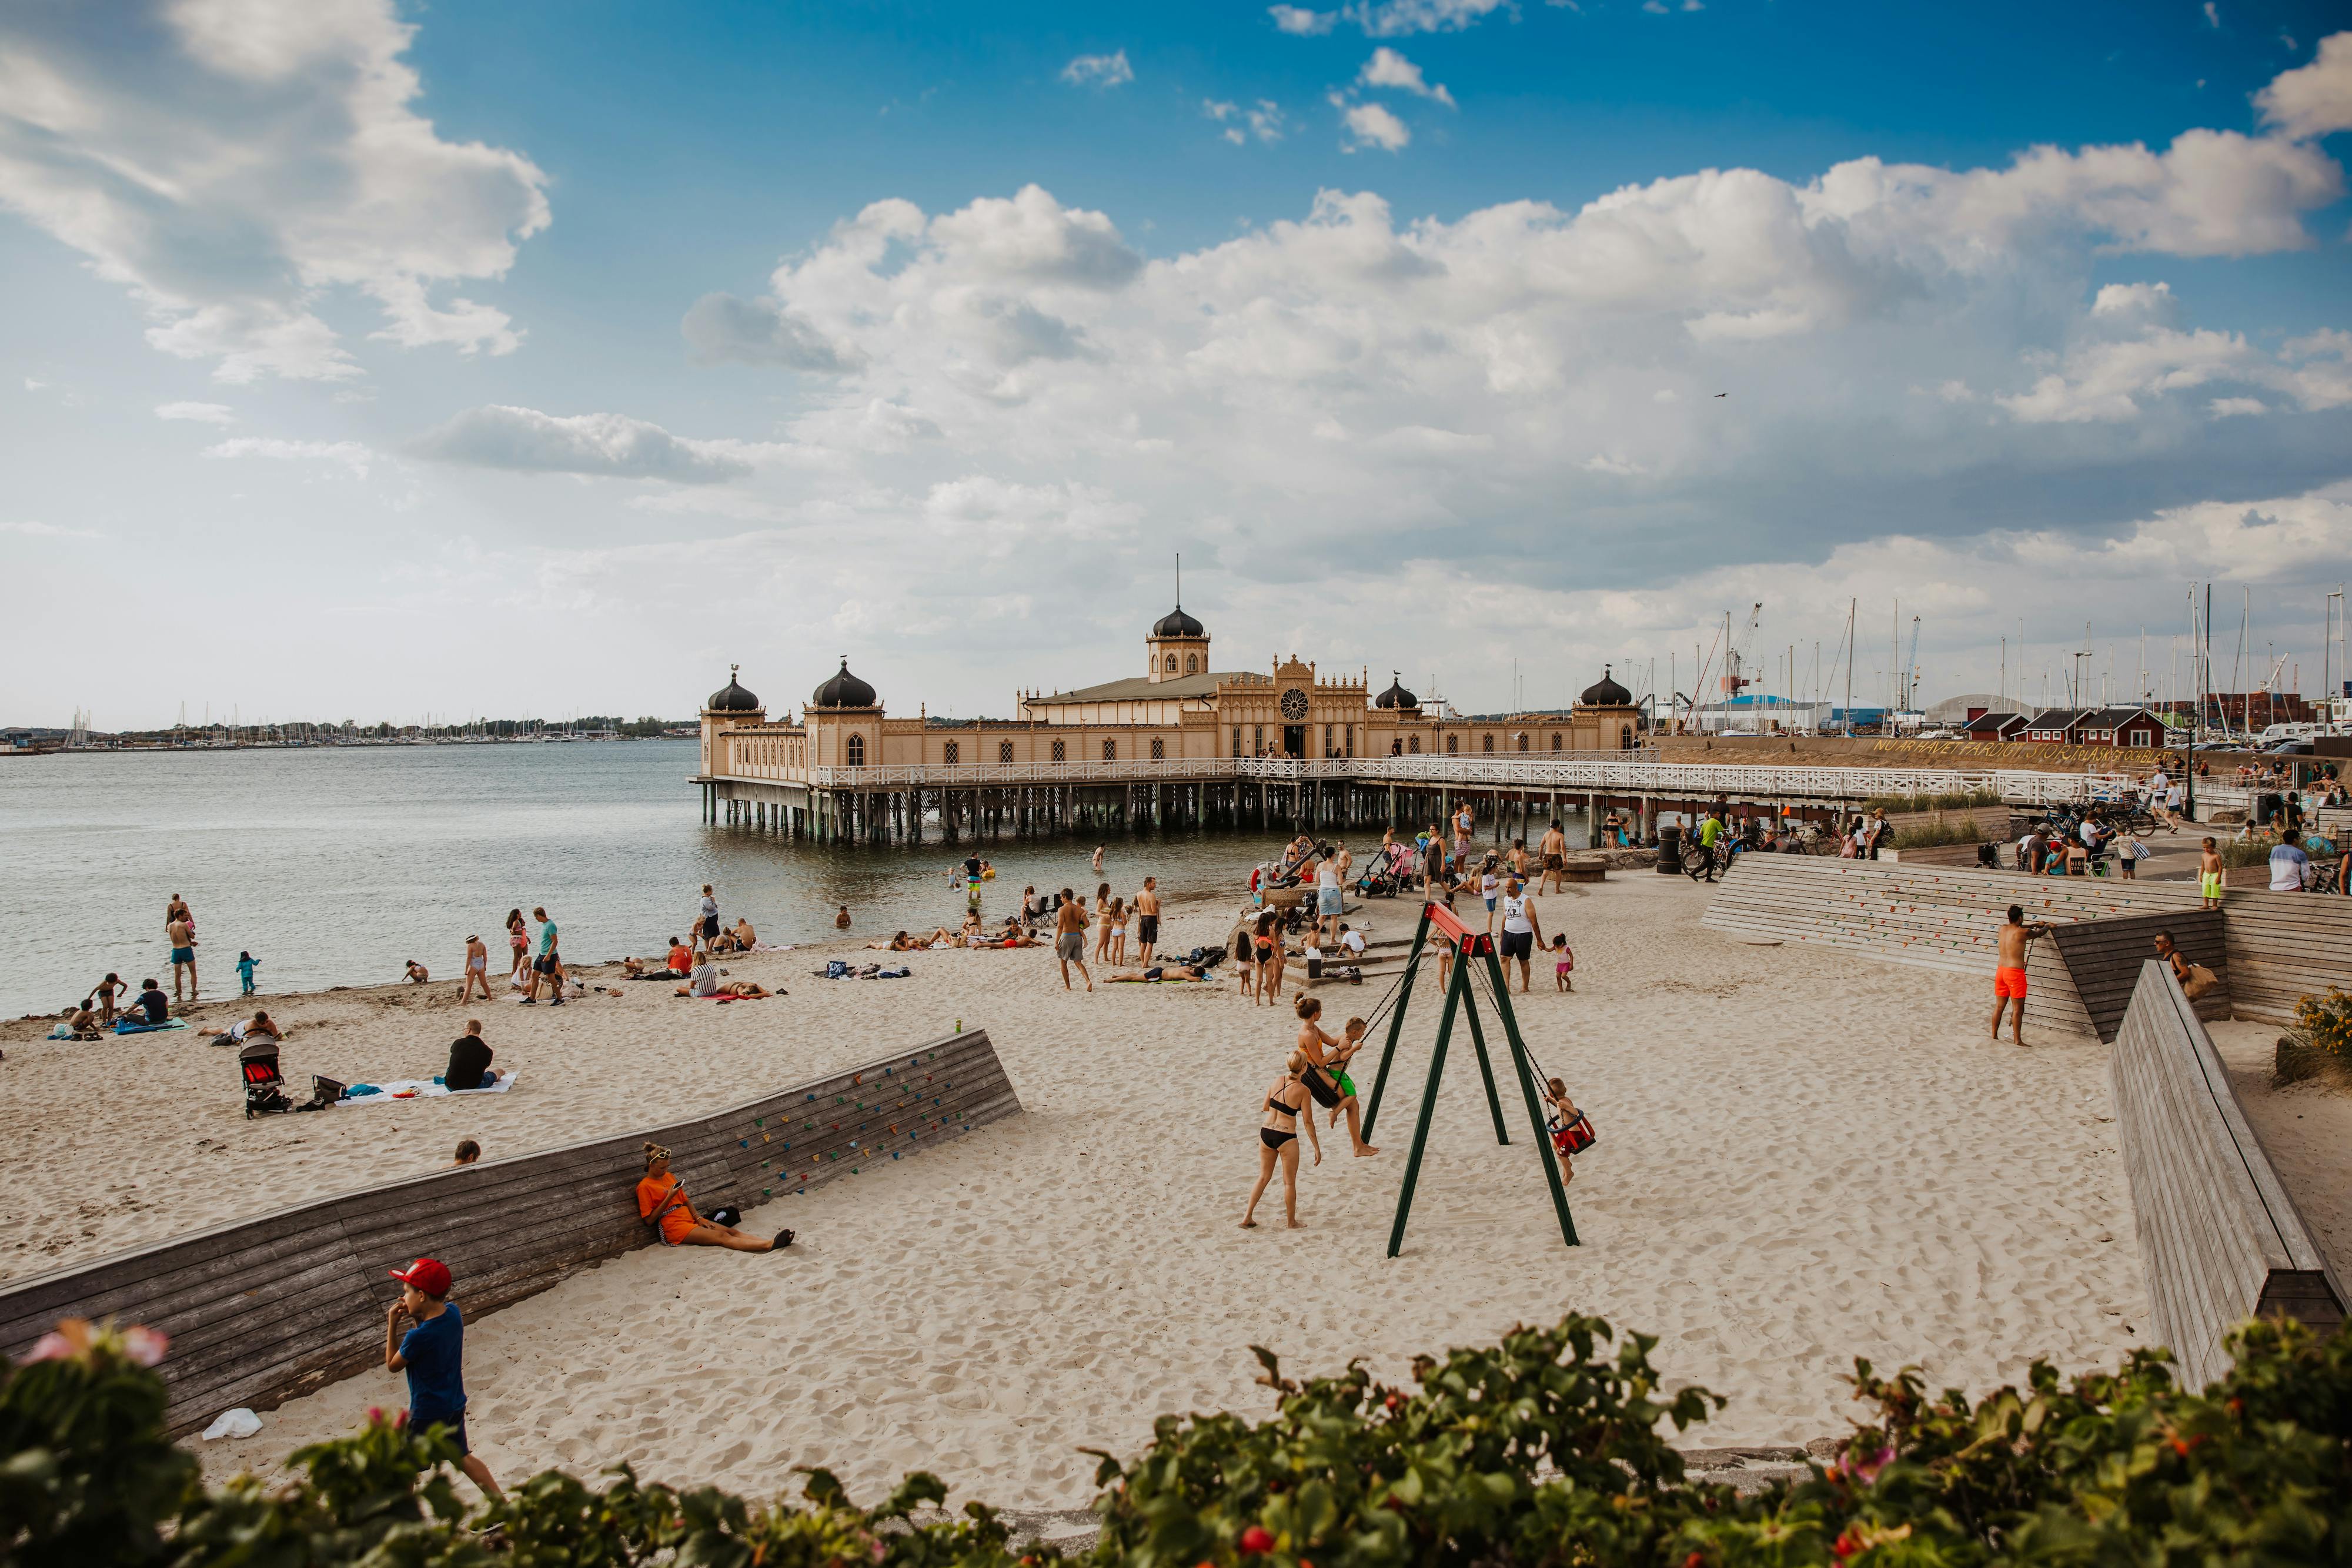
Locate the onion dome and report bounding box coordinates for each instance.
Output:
[707,667,761,712]
[1374,673,1417,710]
[1151,603,1205,638]
[810,657,879,709]
[1579,666,1632,706]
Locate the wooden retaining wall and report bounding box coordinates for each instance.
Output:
[1700,857,2352,1027]
[2110,962,2345,1387]
[0,1030,1019,1438]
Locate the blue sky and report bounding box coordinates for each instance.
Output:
[5,1,2351,726]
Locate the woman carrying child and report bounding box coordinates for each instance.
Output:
[1241,1051,1321,1229]
[1292,997,1379,1156]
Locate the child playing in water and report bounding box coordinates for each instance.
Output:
[236,951,260,996]
[1551,934,1573,992]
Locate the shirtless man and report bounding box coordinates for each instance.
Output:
[167,912,198,1001]
[1053,888,1093,992]
[455,934,492,1002]
[1536,819,1569,894]
[1134,876,1162,965]
[1991,904,2052,1047]
[2151,930,2219,1001]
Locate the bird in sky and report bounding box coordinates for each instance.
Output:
[1715,392,1728,397]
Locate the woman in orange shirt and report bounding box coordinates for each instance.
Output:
[636,1144,793,1253]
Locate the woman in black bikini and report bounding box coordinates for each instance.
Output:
[1241,1049,1321,1229]
[1253,910,1285,1001]
[1292,997,1378,1156]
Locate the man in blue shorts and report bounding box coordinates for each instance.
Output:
[385,1256,503,1500]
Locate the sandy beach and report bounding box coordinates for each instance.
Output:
[6,870,2163,1509]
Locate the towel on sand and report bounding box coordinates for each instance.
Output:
[113,1018,188,1035]
[336,1073,517,1106]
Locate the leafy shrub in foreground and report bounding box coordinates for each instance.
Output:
[2,1312,2345,1567]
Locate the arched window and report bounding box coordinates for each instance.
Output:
[1408,735,1421,754]
[1185,654,1198,674]
[1551,732,1562,751]
[1165,654,1178,671]
[1051,739,1067,763]
[998,741,1014,763]
[1620,725,1634,750]
[1482,734,1494,753]
[1102,738,1117,761]
[846,734,866,767]
[1516,733,1528,752]
[1151,737,1165,759]
[943,741,959,765]
[1446,734,1458,754]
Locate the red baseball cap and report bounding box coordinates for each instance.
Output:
[387,1258,452,1296]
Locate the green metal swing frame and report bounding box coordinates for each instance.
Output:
[1359,900,1578,1257]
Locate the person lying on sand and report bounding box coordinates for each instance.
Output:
[637,1144,791,1253]
[675,964,771,998]
[867,931,923,951]
[1103,963,1210,981]
[1241,1050,1321,1229]
[199,1009,283,1044]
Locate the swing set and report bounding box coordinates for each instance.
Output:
[1355,900,1578,1257]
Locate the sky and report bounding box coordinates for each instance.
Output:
[4,0,2351,729]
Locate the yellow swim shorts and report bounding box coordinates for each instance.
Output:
[2200,872,2223,900]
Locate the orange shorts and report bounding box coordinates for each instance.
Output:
[1994,966,2027,999]
[657,1208,697,1245]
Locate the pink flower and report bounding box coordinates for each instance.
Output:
[26,1331,75,1363]
[122,1326,169,1368]
[368,1406,385,1425]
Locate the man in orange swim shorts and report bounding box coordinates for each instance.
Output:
[1991,903,2052,1047]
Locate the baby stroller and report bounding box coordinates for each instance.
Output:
[1355,841,1415,898]
[240,1038,292,1118]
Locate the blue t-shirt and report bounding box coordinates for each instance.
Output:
[399,1304,467,1426]
[538,921,558,955]
[236,957,259,981]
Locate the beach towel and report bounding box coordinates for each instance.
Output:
[335,1073,518,1106]
[112,1018,187,1035]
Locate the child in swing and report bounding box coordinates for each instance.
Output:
[1543,1076,1592,1185]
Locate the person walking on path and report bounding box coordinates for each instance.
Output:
[167,911,198,1001]
[383,1258,504,1500]
[1498,877,1546,992]
[1990,904,2052,1047]
[505,909,529,987]
[1134,877,1162,965]
[455,934,492,1002]
[1240,1051,1321,1229]
[1054,890,1094,992]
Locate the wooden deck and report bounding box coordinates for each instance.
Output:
[0,1029,1020,1437]
[2109,962,2344,1387]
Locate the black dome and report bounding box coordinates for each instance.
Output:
[1151,604,1205,638]
[707,670,761,712]
[1374,673,1416,710]
[810,657,879,710]
[1579,666,1632,706]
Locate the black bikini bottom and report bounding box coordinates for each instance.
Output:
[1260,1126,1296,1150]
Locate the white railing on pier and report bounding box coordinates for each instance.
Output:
[728,752,2140,804]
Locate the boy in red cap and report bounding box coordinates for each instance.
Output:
[384,1257,502,1499]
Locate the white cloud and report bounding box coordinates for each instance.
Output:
[204,437,375,476]
[0,0,550,382]
[1345,0,1510,35]
[2207,397,2266,417]
[2256,31,2352,141]
[1268,5,1336,33]
[1205,99,1287,144]
[681,293,863,372]
[1060,50,1134,88]
[23,377,46,391]
[155,400,236,424]
[1333,96,1412,151]
[1,520,102,539]
[1359,47,1455,106]
[407,406,761,483]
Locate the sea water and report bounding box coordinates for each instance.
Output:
[0,741,1553,1017]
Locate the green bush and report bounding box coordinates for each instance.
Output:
[1862,790,2001,814]
[1890,815,1984,850]
[2290,988,2352,1061]
[4,1311,2347,1567]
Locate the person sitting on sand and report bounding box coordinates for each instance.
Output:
[404,959,430,984]
[637,1144,792,1253]
[960,910,985,942]
[63,1000,102,1040]
[129,978,169,1025]
[445,1019,498,1091]
[1542,1077,1585,1186]
[731,917,756,949]
[664,938,693,974]
[1241,1050,1322,1230]
[1293,997,1378,1156]
[200,1009,283,1044]
[1104,963,1210,982]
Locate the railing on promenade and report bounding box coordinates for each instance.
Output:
[717,750,2136,804]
